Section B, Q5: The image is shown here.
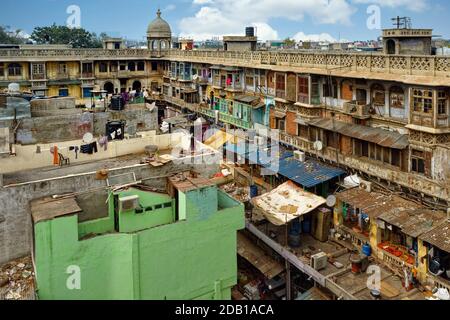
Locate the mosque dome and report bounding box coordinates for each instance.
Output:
[147,9,172,39]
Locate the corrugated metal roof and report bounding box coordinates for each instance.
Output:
[276,153,346,188]
[309,118,409,150]
[335,188,420,219]
[379,209,446,238]
[420,221,450,253]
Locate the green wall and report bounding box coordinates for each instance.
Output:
[34,187,245,300]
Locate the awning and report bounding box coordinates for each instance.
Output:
[309,118,409,150]
[378,208,445,238]
[335,188,420,219]
[420,221,450,253]
[251,181,327,226]
[274,111,286,118]
[31,197,82,224]
[237,232,284,279]
[276,153,346,188]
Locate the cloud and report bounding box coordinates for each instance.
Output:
[193,0,214,4]
[180,0,357,41]
[293,32,341,43]
[164,4,176,11]
[352,0,427,12]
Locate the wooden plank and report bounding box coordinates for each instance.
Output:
[31,197,82,223]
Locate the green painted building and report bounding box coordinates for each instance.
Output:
[31,175,245,300]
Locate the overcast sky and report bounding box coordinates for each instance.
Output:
[0,0,448,42]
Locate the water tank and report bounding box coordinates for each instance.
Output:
[245,27,255,37]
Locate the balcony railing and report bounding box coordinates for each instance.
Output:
[1,49,447,78]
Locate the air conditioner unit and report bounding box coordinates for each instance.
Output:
[359,180,373,193]
[311,252,328,271]
[254,136,265,146]
[294,150,306,162]
[119,195,140,212]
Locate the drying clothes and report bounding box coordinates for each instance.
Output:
[69,146,79,159]
[80,142,98,155]
[50,146,59,165]
[98,136,108,151]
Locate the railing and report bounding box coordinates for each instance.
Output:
[381,250,414,277]
[1,48,448,77]
[168,50,450,77]
[428,274,450,292]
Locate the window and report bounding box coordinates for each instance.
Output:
[298,76,309,103]
[413,89,433,114]
[298,124,308,139]
[391,149,401,167]
[276,74,285,91]
[246,75,255,87]
[128,62,136,72]
[138,61,145,71]
[323,79,337,99]
[82,63,93,74]
[110,62,118,73]
[8,63,22,76]
[411,150,425,174]
[119,62,126,71]
[372,84,385,106]
[99,62,108,73]
[59,63,67,75]
[0,63,4,77]
[390,86,405,108]
[277,119,285,132]
[325,130,339,149]
[362,141,369,157]
[32,64,44,75]
[151,62,158,71]
[437,91,448,115]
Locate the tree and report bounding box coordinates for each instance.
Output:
[283,38,296,49]
[0,25,26,44]
[30,24,105,48]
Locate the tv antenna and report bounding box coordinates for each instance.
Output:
[392,16,412,29]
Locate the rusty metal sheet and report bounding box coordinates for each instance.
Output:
[379,208,446,238]
[420,221,450,253]
[31,197,82,223]
[335,188,420,219]
[308,118,409,150]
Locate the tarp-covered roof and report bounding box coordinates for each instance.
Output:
[309,118,409,149]
[251,181,327,226]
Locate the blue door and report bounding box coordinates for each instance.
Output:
[83,87,92,98]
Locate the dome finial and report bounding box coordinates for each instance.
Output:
[157,8,161,18]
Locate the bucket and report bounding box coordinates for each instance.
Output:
[362,243,372,257]
[288,234,301,248]
[250,185,258,198]
[302,219,311,234]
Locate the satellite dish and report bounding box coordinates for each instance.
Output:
[313,140,323,151]
[83,132,94,144]
[192,74,199,81]
[326,195,337,207]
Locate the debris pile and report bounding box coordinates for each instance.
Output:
[220,182,250,203]
[0,256,35,300]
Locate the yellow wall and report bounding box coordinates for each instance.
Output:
[47,84,82,98]
[47,61,80,79]
[417,239,429,283]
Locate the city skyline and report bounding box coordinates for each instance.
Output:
[0,0,449,43]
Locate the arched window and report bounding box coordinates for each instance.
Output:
[152,40,158,50]
[161,41,167,50]
[371,84,385,106]
[128,62,136,72]
[8,63,22,76]
[390,86,405,109]
[137,61,145,71]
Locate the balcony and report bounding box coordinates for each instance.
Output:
[31,73,46,80]
[81,72,94,79]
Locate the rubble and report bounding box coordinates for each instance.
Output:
[0,256,35,300]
